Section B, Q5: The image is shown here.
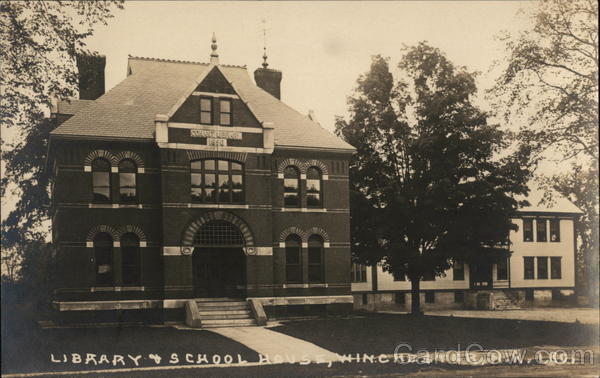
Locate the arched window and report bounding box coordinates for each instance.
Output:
[306,167,322,208]
[194,220,245,247]
[118,159,137,203]
[191,159,244,204]
[94,233,113,286]
[285,235,302,283]
[283,166,300,207]
[121,233,140,286]
[308,235,324,283]
[92,158,111,203]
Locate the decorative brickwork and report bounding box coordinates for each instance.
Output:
[84,150,117,166]
[277,158,329,176]
[277,158,308,174]
[279,226,308,243]
[305,159,329,176]
[114,151,145,167]
[186,150,248,163]
[181,211,255,250]
[279,226,330,243]
[86,225,120,241]
[118,225,147,241]
[305,226,330,243]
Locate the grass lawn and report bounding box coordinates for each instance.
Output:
[1,304,259,375]
[2,308,598,377]
[270,312,600,355]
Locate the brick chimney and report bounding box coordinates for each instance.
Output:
[254,67,282,100]
[76,54,106,100]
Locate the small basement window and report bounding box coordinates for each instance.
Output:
[395,292,405,304]
[454,291,464,303]
[425,291,435,303]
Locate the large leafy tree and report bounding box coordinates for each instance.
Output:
[490,0,598,162]
[1,1,123,251]
[490,0,598,302]
[539,165,599,304]
[336,43,531,314]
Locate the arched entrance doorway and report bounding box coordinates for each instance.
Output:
[192,220,246,298]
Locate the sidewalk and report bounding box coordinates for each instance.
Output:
[209,326,341,363]
[381,307,599,325]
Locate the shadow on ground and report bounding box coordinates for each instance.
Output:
[270,312,600,355]
[1,304,259,375]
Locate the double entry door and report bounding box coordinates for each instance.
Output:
[192,247,246,298]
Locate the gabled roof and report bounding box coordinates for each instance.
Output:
[515,187,583,214]
[51,56,355,151]
[52,99,93,115]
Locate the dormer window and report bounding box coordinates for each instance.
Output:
[219,99,232,126]
[200,97,212,124]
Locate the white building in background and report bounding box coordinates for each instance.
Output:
[351,189,583,311]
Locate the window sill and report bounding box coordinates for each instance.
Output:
[89,203,144,209]
[90,286,145,292]
[281,208,327,213]
[188,203,249,209]
[282,283,329,288]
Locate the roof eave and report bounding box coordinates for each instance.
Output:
[49,133,155,143]
[274,144,356,154]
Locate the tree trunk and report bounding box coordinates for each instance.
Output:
[410,279,422,315]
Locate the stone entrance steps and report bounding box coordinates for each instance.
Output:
[493,297,520,310]
[186,298,257,328]
[492,291,521,310]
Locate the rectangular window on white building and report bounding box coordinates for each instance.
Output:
[537,257,548,279]
[497,258,508,280]
[524,257,534,280]
[351,263,367,283]
[551,257,562,279]
[523,219,534,242]
[537,219,547,242]
[550,219,560,242]
[453,261,465,281]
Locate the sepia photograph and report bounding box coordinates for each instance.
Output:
[1,1,598,376]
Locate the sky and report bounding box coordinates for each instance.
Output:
[1,1,537,229]
[85,1,533,132]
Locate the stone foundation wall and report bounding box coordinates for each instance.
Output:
[354,288,576,312]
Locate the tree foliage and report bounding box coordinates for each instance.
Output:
[336,43,531,313]
[491,0,598,302]
[490,0,598,163]
[539,165,599,303]
[1,1,123,249]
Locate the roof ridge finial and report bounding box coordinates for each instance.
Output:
[210,32,219,65]
[261,19,269,68]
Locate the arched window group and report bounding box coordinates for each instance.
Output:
[118,159,137,203]
[285,234,324,283]
[91,157,139,204]
[283,165,323,208]
[306,167,322,207]
[93,232,141,287]
[121,233,140,286]
[283,167,300,207]
[92,159,111,203]
[190,159,244,204]
[94,233,113,285]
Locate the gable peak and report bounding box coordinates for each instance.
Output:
[210,33,219,65]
